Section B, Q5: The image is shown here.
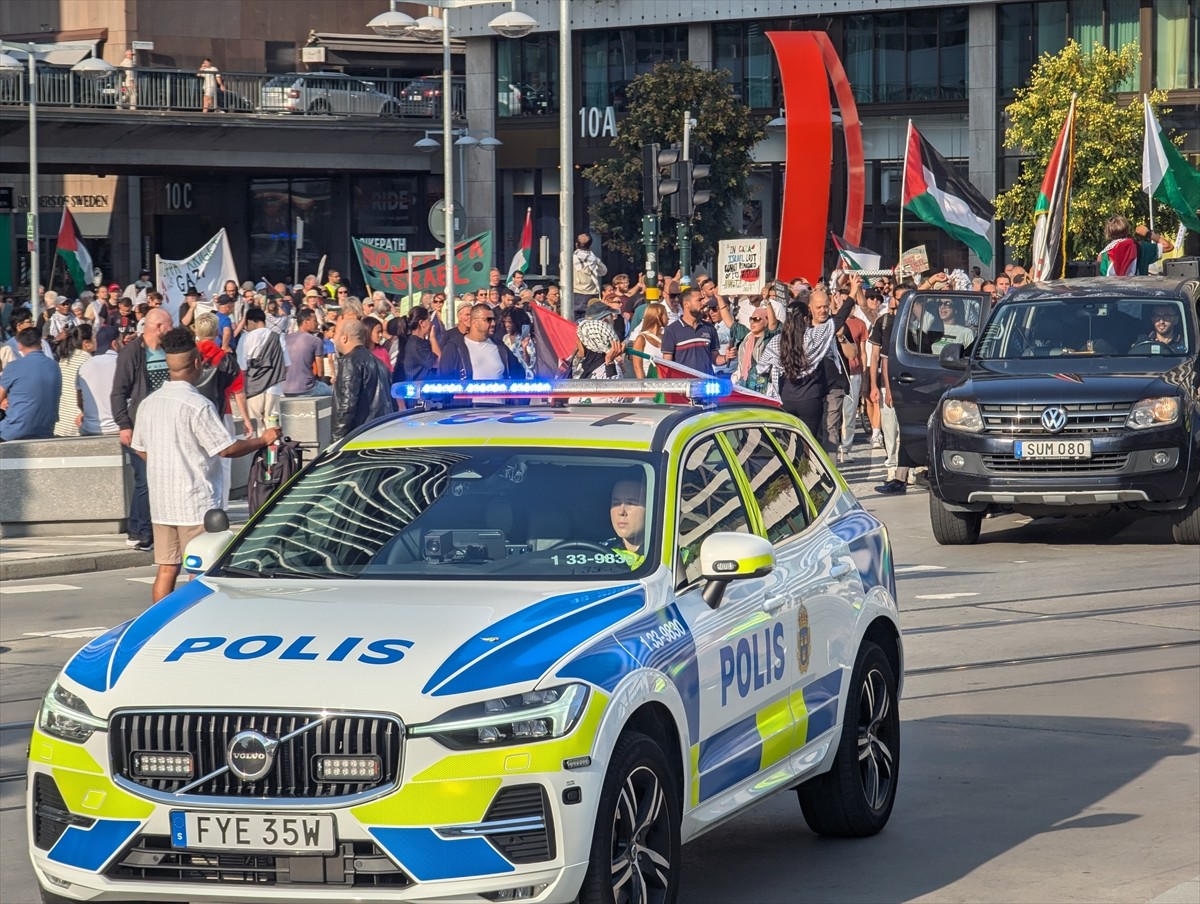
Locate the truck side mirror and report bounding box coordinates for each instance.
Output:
[939,343,967,371]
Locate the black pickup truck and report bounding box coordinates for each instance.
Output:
[888,278,1200,544]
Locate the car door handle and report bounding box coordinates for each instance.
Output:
[830,562,853,579]
[896,373,917,384]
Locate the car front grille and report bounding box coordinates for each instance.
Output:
[105,835,411,887]
[980,402,1132,435]
[110,710,402,801]
[981,452,1130,473]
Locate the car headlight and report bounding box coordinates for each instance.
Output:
[1126,397,1180,429]
[410,684,589,750]
[39,680,107,743]
[942,399,983,433]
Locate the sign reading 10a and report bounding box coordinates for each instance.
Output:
[578,106,617,139]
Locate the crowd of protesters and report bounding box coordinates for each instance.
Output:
[0,229,1123,566]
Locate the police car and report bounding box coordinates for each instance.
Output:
[29,378,901,904]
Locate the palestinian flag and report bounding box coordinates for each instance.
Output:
[1143,100,1200,232]
[1031,98,1075,282]
[507,207,533,285]
[902,122,995,264]
[530,301,577,378]
[1097,238,1139,277]
[831,233,882,275]
[55,208,93,295]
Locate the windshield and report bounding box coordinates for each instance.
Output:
[976,298,1192,360]
[217,447,658,580]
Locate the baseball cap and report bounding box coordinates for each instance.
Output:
[240,281,255,292]
[94,325,120,351]
[704,297,719,310]
[108,283,121,292]
[139,269,151,277]
[585,300,613,320]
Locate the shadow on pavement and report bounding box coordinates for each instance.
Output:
[980,509,1177,545]
[679,714,1196,903]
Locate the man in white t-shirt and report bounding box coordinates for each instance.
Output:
[435,303,522,380]
[77,326,122,435]
[132,328,278,602]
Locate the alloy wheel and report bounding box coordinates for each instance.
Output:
[610,765,672,904]
[857,666,896,811]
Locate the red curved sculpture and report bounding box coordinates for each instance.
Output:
[766,31,866,282]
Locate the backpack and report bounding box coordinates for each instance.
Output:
[194,349,239,413]
[247,437,302,514]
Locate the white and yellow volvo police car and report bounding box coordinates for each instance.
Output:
[29,379,901,904]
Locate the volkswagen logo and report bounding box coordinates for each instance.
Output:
[227,730,278,782]
[1041,406,1068,434]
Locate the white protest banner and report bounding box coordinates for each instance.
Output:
[898,244,929,279]
[156,229,239,323]
[717,238,767,296]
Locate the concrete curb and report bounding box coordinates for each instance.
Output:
[1,549,155,582]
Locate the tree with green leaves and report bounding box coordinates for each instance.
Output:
[996,41,1179,263]
[583,61,766,269]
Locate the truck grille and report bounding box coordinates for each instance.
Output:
[110,710,402,801]
[980,402,1131,435]
[982,452,1129,473]
[106,836,411,887]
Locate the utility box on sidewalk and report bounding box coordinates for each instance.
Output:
[280,395,333,452]
[0,435,131,537]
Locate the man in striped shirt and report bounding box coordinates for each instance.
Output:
[661,288,727,375]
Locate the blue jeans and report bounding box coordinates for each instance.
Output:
[125,445,150,541]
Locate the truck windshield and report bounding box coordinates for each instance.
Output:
[976,298,1192,360]
[216,446,658,580]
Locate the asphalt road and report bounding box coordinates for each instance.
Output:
[2,484,1197,903]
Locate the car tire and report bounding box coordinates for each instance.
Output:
[380,101,400,118]
[929,493,982,545]
[797,641,899,838]
[1171,489,1200,544]
[307,99,330,114]
[576,731,681,904]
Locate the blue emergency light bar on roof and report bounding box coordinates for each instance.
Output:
[391,378,731,402]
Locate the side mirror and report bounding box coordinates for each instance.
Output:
[183,508,235,575]
[698,532,775,609]
[938,342,967,371]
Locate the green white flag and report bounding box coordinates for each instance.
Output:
[1143,100,1200,233]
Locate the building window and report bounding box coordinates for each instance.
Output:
[580,27,687,112]
[249,178,331,284]
[1156,0,1198,89]
[842,8,967,104]
[999,0,1152,96]
[714,23,780,109]
[497,33,558,117]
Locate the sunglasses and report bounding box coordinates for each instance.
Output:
[749,317,764,323]
[477,316,496,323]
[938,302,954,308]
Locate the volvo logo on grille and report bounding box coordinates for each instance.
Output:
[1041,406,1068,433]
[227,730,278,782]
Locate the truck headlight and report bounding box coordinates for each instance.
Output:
[410,684,589,750]
[942,399,983,433]
[1126,397,1180,429]
[39,680,107,743]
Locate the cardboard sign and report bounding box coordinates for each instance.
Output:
[717,238,767,295]
[898,244,929,278]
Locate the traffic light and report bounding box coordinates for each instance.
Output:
[642,143,681,213]
[670,160,712,219]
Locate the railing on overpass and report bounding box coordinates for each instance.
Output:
[0,66,465,120]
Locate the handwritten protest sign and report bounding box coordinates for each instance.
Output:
[717,238,767,296]
[898,244,929,279]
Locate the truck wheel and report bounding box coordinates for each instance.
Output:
[577,731,681,904]
[797,641,899,837]
[1171,490,1200,544]
[929,494,982,545]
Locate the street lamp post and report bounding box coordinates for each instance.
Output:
[0,44,115,319]
[415,129,502,233]
[558,0,572,320]
[369,1,535,313]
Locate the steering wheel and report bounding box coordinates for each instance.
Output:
[545,540,614,555]
[1128,340,1162,355]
